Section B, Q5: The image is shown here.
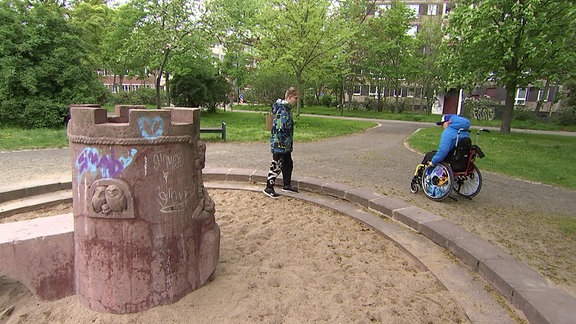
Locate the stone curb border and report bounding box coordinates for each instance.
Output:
[203,167,576,324]
[1,168,575,323]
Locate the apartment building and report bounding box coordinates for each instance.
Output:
[98,69,160,93]
[353,0,560,115]
[349,0,448,109]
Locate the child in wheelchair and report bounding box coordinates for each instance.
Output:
[412,114,471,184]
[411,114,488,201]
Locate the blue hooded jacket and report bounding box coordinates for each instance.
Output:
[431,114,471,165]
[269,99,294,154]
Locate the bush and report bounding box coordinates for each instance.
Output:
[513,105,539,122]
[346,100,365,110]
[170,73,230,112]
[462,97,501,120]
[0,98,68,128]
[319,94,333,107]
[554,107,576,125]
[364,97,377,111]
[246,67,296,104]
[303,93,317,106]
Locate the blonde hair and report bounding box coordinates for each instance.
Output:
[285,87,298,99]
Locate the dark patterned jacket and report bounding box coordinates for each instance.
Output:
[269,99,294,154]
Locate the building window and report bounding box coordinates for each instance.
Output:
[392,88,404,97]
[375,4,391,16]
[407,87,415,98]
[515,88,528,105]
[353,84,362,95]
[427,4,438,15]
[415,87,422,97]
[407,4,419,15]
[537,89,549,102]
[369,84,378,96]
[407,25,418,36]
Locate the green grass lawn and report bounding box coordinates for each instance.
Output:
[199,110,376,142]
[0,127,70,151]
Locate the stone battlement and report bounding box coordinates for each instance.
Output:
[67,105,201,142]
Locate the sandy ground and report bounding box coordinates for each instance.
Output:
[0,189,472,324]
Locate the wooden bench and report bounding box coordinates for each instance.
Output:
[200,121,226,141]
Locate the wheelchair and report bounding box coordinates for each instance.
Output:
[410,128,490,201]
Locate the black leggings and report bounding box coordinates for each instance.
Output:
[266,152,293,188]
[421,151,436,165]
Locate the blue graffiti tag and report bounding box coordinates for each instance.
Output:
[76,147,137,181]
[138,116,164,139]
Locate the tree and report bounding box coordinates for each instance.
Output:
[444,0,576,133]
[247,60,296,104]
[128,0,209,108]
[256,0,350,115]
[0,0,106,128]
[334,0,374,111]
[69,0,113,69]
[171,72,230,111]
[97,2,145,93]
[358,0,418,113]
[414,16,445,114]
[204,0,262,104]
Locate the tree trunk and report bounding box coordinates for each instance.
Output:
[295,72,303,116]
[118,75,124,93]
[155,75,162,109]
[500,85,515,133]
[394,88,400,113]
[156,49,171,109]
[339,75,345,115]
[534,78,550,114]
[165,70,170,107]
[376,87,382,112]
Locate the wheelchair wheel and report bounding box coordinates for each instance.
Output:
[421,163,453,201]
[410,180,419,194]
[453,164,482,198]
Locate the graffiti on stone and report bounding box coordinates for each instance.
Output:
[157,182,195,213]
[149,150,193,213]
[138,116,164,139]
[75,147,137,181]
[153,152,183,171]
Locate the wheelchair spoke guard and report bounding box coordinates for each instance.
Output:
[422,163,453,201]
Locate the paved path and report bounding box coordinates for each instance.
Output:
[2,119,575,218]
[2,118,575,216]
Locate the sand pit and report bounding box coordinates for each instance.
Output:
[0,189,469,323]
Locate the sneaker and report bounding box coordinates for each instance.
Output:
[263,187,280,198]
[282,185,299,193]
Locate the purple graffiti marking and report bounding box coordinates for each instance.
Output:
[76,147,137,181]
[76,147,100,176]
